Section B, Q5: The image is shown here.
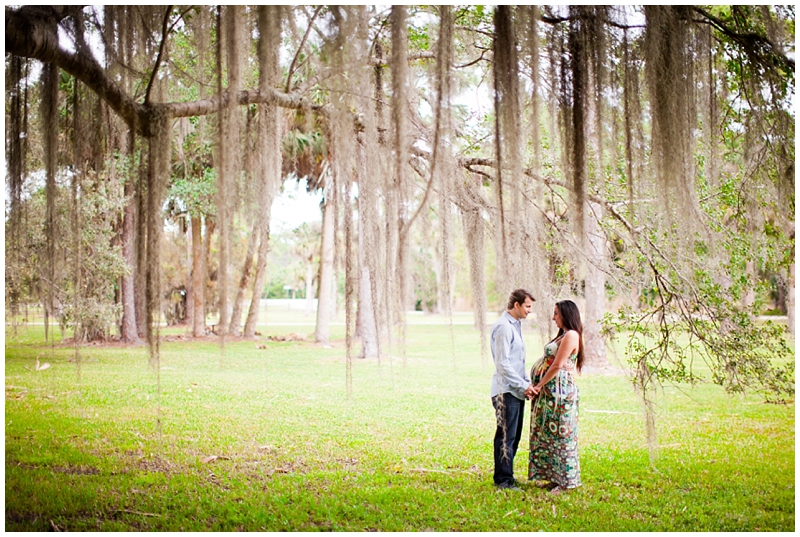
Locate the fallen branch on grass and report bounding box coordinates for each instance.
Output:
[115,509,162,517]
[409,467,478,475]
[201,455,232,464]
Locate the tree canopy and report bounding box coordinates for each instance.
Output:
[5,6,795,414]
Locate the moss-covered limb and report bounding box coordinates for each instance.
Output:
[5,6,145,133]
[691,6,795,75]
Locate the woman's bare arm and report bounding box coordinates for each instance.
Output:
[532,331,579,394]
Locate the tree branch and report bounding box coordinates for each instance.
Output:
[5,6,144,131]
[144,5,173,105]
[455,25,494,38]
[691,6,794,73]
[285,5,322,93]
[539,13,645,30]
[162,88,326,119]
[455,50,488,69]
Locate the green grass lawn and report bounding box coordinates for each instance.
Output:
[5,312,795,531]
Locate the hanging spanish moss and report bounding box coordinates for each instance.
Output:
[120,133,139,343]
[492,5,521,295]
[134,9,162,338]
[6,56,27,320]
[566,6,589,241]
[244,5,282,339]
[545,14,563,181]
[371,37,393,366]
[518,5,552,335]
[460,194,488,363]
[698,24,721,192]
[214,6,228,342]
[356,139,380,360]
[135,136,148,338]
[215,5,245,340]
[583,7,610,368]
[6,56,24,246]
[4,6,794,463]
[326,6,361,395]
[227,109,260,336]
[389,5,411,365]
[622,28,636,219]
[41,62,60,343]
[189,7,211,340]
[431,6,457,369]
[106,4,139,343]
[228,6,248,220]
[355,6,383,361]
[588,6,608,192]
[69,76,82,376]
[644,6,700,231]
[229,200,258,337]
[522,5,541,194]
[342,174,356,394]
[382,6,403,366]
[145,113,170,363]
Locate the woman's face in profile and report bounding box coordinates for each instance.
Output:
[552,305,563,329]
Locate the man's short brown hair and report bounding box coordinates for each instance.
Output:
[507,289,535,310]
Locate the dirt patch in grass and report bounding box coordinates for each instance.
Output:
[52,464,100,475]
[116,452,178,476]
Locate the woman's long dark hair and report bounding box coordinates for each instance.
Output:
[551,300,584,372]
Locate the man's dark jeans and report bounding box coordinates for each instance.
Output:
[492,392,526,486]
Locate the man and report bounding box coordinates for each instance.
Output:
[490,289,536,491]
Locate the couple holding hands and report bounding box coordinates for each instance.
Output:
[490,289,583,494]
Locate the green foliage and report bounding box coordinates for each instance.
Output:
[407,22,431,52]
[61,169,128,341]
[454,5,489,28]
[5,152,130,341]
[168,167,217,218]
[595,4,795,406]
[601,215,795,401]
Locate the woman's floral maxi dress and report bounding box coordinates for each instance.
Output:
[528,338,581,488]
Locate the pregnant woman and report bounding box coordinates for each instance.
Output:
[528,300,584,494]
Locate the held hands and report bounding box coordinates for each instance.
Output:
[524,384,540,400]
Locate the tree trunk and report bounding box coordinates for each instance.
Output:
[243,218,270,338]
[357,266,379,359]
[315,196,335,345]
[357,195,379,359]
[135,149,148,338]
[743,260,756,309]
[431,230,444,314]
[185,216,194,327]
[190,216,205,336]
[204,218,216,323]
[120,131,139,343]
[788,263,795,336]
[145,117,170,357]
[243,5,281,339]
[229,221,259,335]
[583,200,609,368]
[304,257,314,317]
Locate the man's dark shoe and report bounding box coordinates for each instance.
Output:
[496,481,521,491]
